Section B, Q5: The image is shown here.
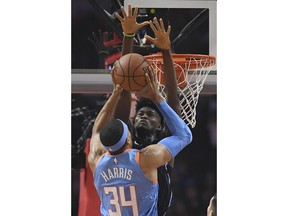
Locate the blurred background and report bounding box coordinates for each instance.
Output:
[72,0,216,215]
[72,0,210,69]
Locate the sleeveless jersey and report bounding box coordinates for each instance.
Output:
[94,149,158,216]
[156,164,172,216]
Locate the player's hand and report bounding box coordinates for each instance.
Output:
[104,84,123,105]
[145,17,171,50]
[111,64,124,92]
[137,68,164,103]
[112,84,123,95]
[116,5,149,35]
[111,63,118,86]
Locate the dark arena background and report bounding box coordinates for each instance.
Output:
[72,0,217,215]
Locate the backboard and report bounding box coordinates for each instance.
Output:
[124,0,217,66]
[71,0,217,94]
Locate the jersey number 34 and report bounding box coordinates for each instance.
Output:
[104,185,139,216]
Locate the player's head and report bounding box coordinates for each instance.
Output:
[207,194,217,216]
[99,119,132,155]
[134,97,165,145]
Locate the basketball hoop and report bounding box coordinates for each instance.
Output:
[145,53,216,128]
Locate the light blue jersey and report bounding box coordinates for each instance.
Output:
[94,149,158,216]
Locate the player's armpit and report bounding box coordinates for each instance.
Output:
[88,134,106,173]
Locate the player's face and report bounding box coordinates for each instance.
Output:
[134,107,162,132]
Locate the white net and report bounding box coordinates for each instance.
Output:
[147,54,215,128]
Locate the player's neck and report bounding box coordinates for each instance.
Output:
[134,128,157,145]
[134,136,152,146]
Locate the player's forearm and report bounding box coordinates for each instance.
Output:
[156,100,190,136]
[156,100,192,157]
[113,90,132,122]
[162,49,181,116]
[162,49,176,89]
[92,88,122,134]
[122,36,134,56]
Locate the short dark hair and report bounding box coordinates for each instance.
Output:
[135,97,163,123]
[99,119,125,153]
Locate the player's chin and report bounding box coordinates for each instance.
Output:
[135,123,149,130]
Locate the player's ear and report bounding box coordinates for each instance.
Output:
[155,124,165,136]
[156,124,162,131]
[127,132,133,148]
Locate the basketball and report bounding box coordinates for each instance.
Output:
[111,53,152,92]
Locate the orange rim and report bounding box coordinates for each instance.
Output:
[144,53,215,88]
[145,53,216,69]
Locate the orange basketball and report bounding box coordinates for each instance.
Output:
[111,53,152,92]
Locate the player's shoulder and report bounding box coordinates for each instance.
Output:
[139,144,164,157]
[139,144,154,153]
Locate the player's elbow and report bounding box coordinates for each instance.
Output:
[186,127,193,144]
[178,125,192,145]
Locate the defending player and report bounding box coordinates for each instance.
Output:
[114,5,181,215]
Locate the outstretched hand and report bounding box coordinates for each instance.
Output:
[137,68,164,104]
[144,17,171,50]
[116,4,149,35]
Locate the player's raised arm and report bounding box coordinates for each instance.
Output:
[116,4,149,56]
[114,5,149,122]
[88,85,123,173]
[137,69,192,170]
[145,17,181,116]
[145,17,181,168]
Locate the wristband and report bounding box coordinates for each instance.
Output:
[123,32,135,38]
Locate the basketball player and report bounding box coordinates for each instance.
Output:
[115,5,181,215]
[207,194,217,216]
[88,70,192,215]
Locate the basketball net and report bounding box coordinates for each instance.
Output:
[145,53,216,128]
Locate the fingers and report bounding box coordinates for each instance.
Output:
[159,18,165,31]
[132,7,138,18]
[111,65,118,88]
[146,68,158,89]
[146,65,154,80]
[153,69,158,83]
[149,20,158,33]
[120,6,127,18]
[114,84,123,93]
[145,73,152,88]
[111,75,116,86]
[150,69,157,85]
[149,17,170,33]
[115,12,124,22]
[144,34,155,43]
[145,72,151,81]
[137,70,159,99]
[116,5,141,23]
[153,17,161,31]
[166,25,171,36]
[139,21,150,28]
[128,4,132,17]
